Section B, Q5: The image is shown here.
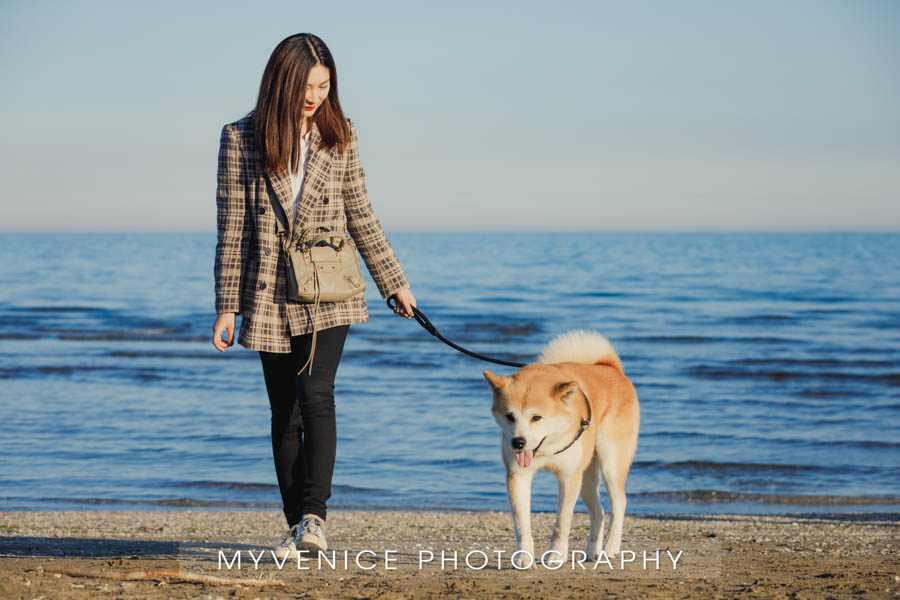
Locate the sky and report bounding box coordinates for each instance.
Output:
[1,0,898,233]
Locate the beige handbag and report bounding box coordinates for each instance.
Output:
[282,228,366,303]
[263,176,366,374]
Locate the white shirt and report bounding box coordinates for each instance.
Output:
[289,130,313,220]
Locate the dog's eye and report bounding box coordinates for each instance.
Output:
[531,415,542,422]
[505,413,515,423]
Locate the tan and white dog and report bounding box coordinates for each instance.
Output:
[484,330,639,566]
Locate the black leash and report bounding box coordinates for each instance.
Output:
[387,298,525,368]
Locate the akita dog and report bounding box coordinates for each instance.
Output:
[484,330,639,566]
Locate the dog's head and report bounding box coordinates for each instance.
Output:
[484,365,585,468]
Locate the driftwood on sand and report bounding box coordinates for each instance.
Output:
[44,567,285,587]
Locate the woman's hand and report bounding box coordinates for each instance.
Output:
[391,289,416,319]
[212,312,236,351]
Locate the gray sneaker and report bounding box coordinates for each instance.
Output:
[297,515,327,553]
[273,523,300,560]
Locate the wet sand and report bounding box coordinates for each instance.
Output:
[1,509,897,599]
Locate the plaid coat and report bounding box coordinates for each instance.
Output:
[214,115,410,353]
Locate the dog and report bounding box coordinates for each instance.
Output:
[483,330,639,567]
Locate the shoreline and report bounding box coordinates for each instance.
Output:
[1,510,897,598]
[6,487,900,513]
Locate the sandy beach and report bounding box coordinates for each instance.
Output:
[0,509,897,599]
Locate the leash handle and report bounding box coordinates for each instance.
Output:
[387,297,525,368]
[387,296,437,335]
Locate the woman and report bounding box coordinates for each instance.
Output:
[211,33,416,559]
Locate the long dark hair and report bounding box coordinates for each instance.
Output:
[251,33,350,175]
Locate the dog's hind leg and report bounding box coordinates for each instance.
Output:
[507,469,536,568]
[580,458,606,561]
[600,451,629,558]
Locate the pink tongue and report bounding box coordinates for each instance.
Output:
[516,450,534,468]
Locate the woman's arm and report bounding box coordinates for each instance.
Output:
[214,123,251,315]
[212,123,251,350]
[343,119,412,302]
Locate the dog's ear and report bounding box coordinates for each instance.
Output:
[483,370,508,392]
[553,381,579,402]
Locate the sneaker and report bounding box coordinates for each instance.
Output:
[273,523,300,560]
[297,515,327,554]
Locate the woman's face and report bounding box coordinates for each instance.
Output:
[303,64,331,118]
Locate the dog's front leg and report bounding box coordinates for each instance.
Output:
[549,470,584,565]
[506,469,535,568]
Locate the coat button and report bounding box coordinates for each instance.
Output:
[323,196,329,204]
[258,206,266,214]
[259,282,267,290]
[265,248,271,256]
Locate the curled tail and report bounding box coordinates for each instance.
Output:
[537,329,623,372]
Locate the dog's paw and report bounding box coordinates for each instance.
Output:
[511,547,536,569]
[585,542,603,562]
[545,546,567,568]
[511,554,533,569]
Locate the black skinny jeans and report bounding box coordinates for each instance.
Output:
[258,324,349,526]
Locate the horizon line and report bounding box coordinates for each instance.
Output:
[1,229,899,235]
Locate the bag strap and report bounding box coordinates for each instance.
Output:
[297,271,322,376]
[256,175,292,258]
[262,177,290,236]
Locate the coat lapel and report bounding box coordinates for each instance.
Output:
[264,121,335,244]
[290,122,334,242]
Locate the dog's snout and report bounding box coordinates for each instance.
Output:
[511,436,526,450]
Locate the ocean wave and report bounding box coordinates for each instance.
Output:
[635,490,900,505]
[635,460,825,473]
[643,430,900,449]
[625,335,796,345]
[686,365,900,385]
[174,480,274,491]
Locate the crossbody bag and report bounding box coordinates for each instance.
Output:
[260,175,366,374]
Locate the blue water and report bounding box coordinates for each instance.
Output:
[1,232,898,516]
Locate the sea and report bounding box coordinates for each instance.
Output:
[0,232,898,516]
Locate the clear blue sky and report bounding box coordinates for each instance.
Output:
[2,0,898,232]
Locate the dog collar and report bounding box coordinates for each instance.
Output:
[553,390,592,455]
